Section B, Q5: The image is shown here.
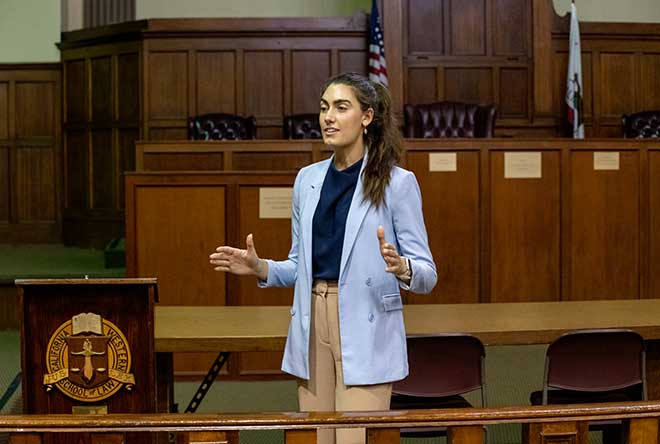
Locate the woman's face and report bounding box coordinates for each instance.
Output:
[319,83,373,151]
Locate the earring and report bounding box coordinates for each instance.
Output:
[363,127,368,135]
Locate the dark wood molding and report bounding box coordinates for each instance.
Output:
[59,16,369,49]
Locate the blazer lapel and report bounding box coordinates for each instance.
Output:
[339,152,371,282]
[301,159,330,282]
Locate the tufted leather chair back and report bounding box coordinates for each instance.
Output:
[283,113,322,139]
[622,110,660,138]
[403,102,497,138]
[188,113,257,140]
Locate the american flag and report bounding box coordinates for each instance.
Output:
[368,0,388,86]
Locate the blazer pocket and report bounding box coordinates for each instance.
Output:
[381,293,403,312]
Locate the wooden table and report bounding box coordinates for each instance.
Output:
[153,299,660,410]
[155,299,660,351]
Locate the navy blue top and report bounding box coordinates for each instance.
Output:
[312,157,364,280]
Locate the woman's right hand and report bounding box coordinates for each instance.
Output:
[209,233,268,280]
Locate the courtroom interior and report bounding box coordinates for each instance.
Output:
[2,1,660,444]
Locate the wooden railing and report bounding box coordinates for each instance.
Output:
[3,402,660,444]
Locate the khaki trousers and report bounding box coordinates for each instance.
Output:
[298,280,392,444]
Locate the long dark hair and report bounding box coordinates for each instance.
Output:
[320,72,402,208]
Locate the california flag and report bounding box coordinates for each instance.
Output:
[566,2,584,138]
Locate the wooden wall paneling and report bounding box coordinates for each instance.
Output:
[639,147,649,300]
[444,67,493,104]
[148,127,188,140]
[406,0,445,55]
[15,82,55,139]
[284,49,293,120]
[560,145,571,302]
[532,0,555,117]
[144,152,224,171]
[383,0,404,111]
[142,39,192,127]
[91,56,113,122]
[479,142,490,302]
[90,56,115,212]
[231,151,312,171]
[545,19,660,137]
[291,51,331,114]
[147,51,189,121]
[135,140,318,172]
[144,45,190,141]
[91,130,114,209]
[569,149,640,300]
[134,184,227,306]
[492,0,529,56]
[579,53,593,121]
[133,180,228,376]
[640,54,660,110]
[64,130,88,209]
[449,0,486,56]
[235,48,246,118]
[406,67,437,104]
[65,60,87,124]
[590,51,602,137]
[405,148,481,304]
[117,129,139,209]
[0,146,7,222]
[62,20,367,246]
[551,51,593,135]
[196,51,237,115]
[499,68,529,118]
[15,81,58,224]
[152,153,227,171]
[0,66,62,242]
[0,81,7,224]
[338,50,369,75]
[244,51,284,139]
[125,171,297,378]
[117,53,140,122]
[599,53,637,118]
[235,185,294,376]
[15,148,56,223]
[0,81,8,140]
[650,150,660,300]
[61,42,141,247]
[489,149,561,302]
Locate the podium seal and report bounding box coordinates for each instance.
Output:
[43,313,135,402]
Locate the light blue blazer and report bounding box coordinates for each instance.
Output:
[259,152,437,385]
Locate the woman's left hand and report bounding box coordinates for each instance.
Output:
[377,225,407,275]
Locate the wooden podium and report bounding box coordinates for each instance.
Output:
[16,278,159,444]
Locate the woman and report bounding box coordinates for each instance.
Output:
[209,72,437,444]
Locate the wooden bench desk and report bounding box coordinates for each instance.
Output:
[153,299,660,409]
[155,299,660,350]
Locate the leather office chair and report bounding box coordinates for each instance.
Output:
[403,101,497,138]
[188,113,257,140]
[283,113,322,139]
[391,334,486,439]
[622,110,660,138]
[529,329,646,444]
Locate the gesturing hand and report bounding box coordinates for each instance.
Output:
[377,225,407,275]
[209,233,267,279]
